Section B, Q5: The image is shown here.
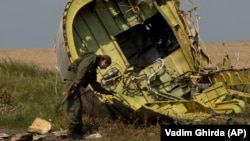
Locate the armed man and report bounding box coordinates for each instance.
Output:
[58,52,115,139]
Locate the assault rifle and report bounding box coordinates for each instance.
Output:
[55,80,78,111]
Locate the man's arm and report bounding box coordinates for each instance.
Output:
[55,80,79,110]
[88,70,114,95]
[90,81,114,95]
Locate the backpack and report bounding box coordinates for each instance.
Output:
[68,51,94,72]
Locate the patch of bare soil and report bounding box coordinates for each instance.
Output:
[0,128,82,141]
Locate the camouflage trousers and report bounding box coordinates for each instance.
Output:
[63,69,86,130]
[67,88,83,130]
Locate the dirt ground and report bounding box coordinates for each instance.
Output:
[0,40,249,140]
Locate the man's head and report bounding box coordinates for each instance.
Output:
[98,55,111,69]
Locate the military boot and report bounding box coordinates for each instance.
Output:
[67,125,84,139]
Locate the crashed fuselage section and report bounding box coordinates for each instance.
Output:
[54,0,250,123]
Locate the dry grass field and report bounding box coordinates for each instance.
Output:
[0,40,249,140]
[0,48,56,71]
[205,40,250,69]
[0,40,249,70]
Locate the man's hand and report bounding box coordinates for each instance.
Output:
[56,82,79,111]
[69,83,78,94]
[107,90,116,95]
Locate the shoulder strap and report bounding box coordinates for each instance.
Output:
[68,51,95,72]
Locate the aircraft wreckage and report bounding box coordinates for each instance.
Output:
[54,0,250,123]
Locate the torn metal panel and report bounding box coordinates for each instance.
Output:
[54,0,250,123]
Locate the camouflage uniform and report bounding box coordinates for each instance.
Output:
[65,53,112,135]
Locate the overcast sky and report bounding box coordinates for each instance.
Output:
[0,0,250,48]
